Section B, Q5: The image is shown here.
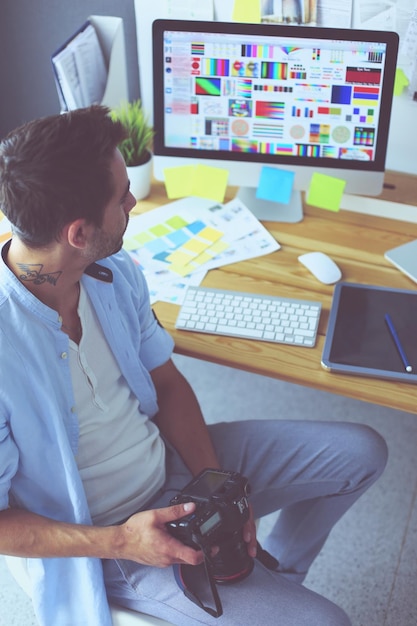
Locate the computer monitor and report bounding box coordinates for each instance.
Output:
[152,20,398,222]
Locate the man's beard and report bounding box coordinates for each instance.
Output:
[88,216,129,262]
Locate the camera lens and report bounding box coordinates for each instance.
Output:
[208,529,254,585]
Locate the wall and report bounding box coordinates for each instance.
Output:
[0,0,140,138]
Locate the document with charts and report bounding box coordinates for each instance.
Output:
[123,196,280,304]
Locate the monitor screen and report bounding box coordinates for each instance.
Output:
[152,20,398,220]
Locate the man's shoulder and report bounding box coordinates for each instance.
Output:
[83,250,149,306]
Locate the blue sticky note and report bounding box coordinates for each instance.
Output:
[256,167,295,205]
[153,251,171,262]
[167,229,189,248]
[145,239,168,255]
[187,220,206,235]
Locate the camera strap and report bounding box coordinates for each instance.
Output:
[174,559,223,618]
[173,542,279,619]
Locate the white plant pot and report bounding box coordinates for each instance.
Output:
[127,153,152,201]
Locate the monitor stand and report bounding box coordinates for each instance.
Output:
[237,187,304,223]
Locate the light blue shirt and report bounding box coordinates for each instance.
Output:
[0,243,174,626]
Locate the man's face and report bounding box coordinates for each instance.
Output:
[89,149,137,261]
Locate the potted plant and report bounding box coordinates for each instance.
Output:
[110,99,154,200]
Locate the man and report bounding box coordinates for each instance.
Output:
[0,106,387,626]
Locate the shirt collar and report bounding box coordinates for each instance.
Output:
[84,262,113,283]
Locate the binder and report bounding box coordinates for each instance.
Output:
[51,15,129,112]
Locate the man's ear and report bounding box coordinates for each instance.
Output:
[66,219,94,250]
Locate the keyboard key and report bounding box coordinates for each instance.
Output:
[216,324,264,339]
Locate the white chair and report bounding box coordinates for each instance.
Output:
[5,556,172,626]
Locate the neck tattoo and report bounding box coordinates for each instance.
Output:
[17,262,62,286]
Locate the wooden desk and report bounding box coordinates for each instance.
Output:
[134,171,417,415]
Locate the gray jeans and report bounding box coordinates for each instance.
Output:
[103,419,387,625]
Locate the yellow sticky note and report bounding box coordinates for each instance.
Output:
[198,226,224,243]
[171,263,196,277]
[394,68,409,96]
[166,249,195,266]
[164,165,196,199]
[232,0,261,23]
[208,241,229,256]
[306,173,346,212]
[193,251,213,265]
[192,165,229,203]
[182,238,210,254]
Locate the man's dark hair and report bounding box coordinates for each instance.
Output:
[0,105,128,247]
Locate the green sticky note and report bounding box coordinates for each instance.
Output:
[232,0,261,23]
[192,165,229,202]
[394,68,409,96]
[134,232,154,245]
[123,237,141,251]
[164,165,196,198]
[149,223,171,237]
[166,215,188,229]
[306,173,346,212]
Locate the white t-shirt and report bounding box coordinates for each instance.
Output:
[69,284,165,525]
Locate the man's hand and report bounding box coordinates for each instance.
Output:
[243,504,257,558]
[118,502,204,568]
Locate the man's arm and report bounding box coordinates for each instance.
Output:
[150,359,220,476]
[0,504,204,566]
[0,359,255,564]
[150,358,257,557]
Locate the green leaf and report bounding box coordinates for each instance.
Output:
[110,100,154,166]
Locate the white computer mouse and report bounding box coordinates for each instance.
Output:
[298,251,342,285]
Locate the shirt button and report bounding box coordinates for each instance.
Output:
[61,352,68,359]
[58,315,63,323]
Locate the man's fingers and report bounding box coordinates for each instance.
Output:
[158,502,196,524]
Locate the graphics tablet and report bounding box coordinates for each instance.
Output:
[322,282,417,383]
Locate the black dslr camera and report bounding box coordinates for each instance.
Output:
[166,468,253,584]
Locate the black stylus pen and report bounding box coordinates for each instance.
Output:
[384,313,413,373]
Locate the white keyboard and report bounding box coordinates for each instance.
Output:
[176,287,322,347]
